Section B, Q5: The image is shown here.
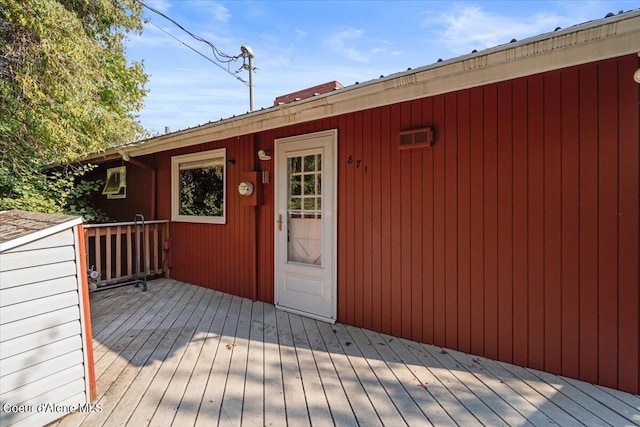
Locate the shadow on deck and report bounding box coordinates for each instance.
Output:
[55,279,640,426]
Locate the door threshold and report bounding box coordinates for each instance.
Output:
[275,304,336,324]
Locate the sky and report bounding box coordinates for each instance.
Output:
[125,0,640,135]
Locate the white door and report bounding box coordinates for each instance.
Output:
[275,129,337,323]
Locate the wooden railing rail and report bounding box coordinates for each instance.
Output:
[84,220,170,286]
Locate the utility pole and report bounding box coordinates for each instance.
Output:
[241,45,255,112]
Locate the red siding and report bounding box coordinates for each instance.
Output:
[420,98,435,345]
[155,137,256,298]
[579,64,600,385]
[456,90,471,354]
[544,73,562,375]
[560,68,580,380]
[142,54,639,394]
[497,81,513,364]
[89,159,155,221]
[617,55,640,394]
[511,78,529,368]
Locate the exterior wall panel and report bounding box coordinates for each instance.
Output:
[511,77,529,368]
[560,67,581,381]
[147,54,638,394]
[496,80,514,364]
[469,86,485,357]
[527,75,545,371]
[456,90,472,354]
[597,60,621,390]
[578,64,600,386]
[617,54,640,394]
[155,137,256,297]
[87,160,154,221]
[543,73,563,375]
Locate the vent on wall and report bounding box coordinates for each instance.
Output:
[398,127,434,149]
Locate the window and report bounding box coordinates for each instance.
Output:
[102,166,126,199]
[171,148,226,224]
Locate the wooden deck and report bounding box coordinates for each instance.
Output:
[55,279,640,426]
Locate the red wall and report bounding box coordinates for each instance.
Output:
[88,159,155,221]
[145,54,638,394]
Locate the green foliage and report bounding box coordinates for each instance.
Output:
[0,0,147,218]
[0,163,109,222]
[179,166,224,217]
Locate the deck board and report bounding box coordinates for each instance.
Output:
[316,320,382,426]
[276,309,311,427]
[241,301,265,427]
[333,324,407,426]
[172,292,232,426]
[218,298,253,427]
[301,316,358,426]
[194,295,242,427]
[262,302,286,427]
[53,279,640,426]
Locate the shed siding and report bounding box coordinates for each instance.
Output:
[150,54,638,394]
[0,228,89,427]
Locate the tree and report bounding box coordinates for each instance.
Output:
[0,0,147,214]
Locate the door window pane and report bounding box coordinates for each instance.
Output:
[287,153,322,265]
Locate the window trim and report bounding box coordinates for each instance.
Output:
[171,148,226,224]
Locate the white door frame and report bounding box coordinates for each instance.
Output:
[274,129,338,323]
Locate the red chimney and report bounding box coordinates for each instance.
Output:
[274,81,344,106]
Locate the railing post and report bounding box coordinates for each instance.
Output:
[84,227,90,274]
[126,225,133,276]
[94,228,101,279]
[105,226,112,281]
[164,222,171,279]
[153,224,160,275]
[115,226,122,278]
[145,223,151,276]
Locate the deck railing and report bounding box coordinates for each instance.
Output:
[84,220,170,286]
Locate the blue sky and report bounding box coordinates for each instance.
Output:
[126,1,640,135]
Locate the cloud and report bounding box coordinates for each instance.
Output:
[210,3,231,22]
[189,1,231,22]
[324,28,369,63]
[422,4,562,55]
[295,29,308,41]
[145,0,171,13]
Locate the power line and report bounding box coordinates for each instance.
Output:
[146,20,248,85]
[137,0,237,62]
[135,0,257,111]
[136,0,251,78]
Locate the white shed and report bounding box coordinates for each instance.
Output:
[0,210,96,427]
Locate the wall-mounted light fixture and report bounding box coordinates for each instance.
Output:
[258,149,271,161]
